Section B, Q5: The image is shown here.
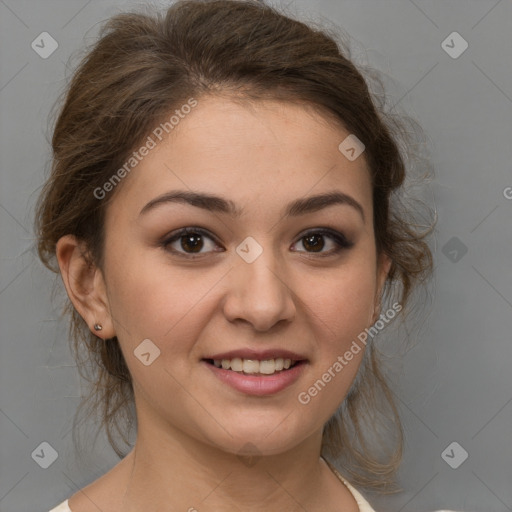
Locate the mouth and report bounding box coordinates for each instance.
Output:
[203,357,305,376]
[202,354,308,396]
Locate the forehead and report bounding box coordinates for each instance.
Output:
[107,96,373,222]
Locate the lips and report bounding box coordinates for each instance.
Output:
[203,359,307,396]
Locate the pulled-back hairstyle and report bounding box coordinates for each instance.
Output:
[35,0,434,492]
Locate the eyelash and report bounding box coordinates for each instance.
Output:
[160,226,354,259]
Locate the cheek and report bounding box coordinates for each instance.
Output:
[291,261,377,419]
[300,261,377,345]
[103,240,215,348]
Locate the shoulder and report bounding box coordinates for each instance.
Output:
[322,459,460,512]
[334,475,377,512]
[48,500,71,512]
[338,478,463,512]
[321,457,377,512]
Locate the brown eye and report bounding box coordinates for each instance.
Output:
[179,232,204,253]
[291,229,354,255]
[302,233,325,252]
[162,227,221,257]
[161,226,353,260]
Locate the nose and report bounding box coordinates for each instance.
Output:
[222,250,296,332]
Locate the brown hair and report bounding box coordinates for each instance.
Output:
[35,0,434,492]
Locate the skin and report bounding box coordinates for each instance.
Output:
[57,96,391,512]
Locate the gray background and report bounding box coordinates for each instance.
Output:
[1,0,511,511]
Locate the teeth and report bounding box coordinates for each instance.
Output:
[231,358,243,372]
[211,357,296,374]
[259,359,276,375]
[242,359,259,373]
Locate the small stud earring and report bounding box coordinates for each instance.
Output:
[94,323,103,332]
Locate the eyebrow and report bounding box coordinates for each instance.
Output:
[139,190,365,222]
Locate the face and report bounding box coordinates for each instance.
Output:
[90,96,389,456]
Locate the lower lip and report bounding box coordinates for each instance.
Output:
[203,360,307,396]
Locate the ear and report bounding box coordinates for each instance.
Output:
[372,251,393,324]
[55,235,115,339]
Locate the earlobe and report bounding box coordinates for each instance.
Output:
[55,235,115,339]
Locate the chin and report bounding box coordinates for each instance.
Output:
[199,416,316,458]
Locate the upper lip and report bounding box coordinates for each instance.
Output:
[203,349,308,362]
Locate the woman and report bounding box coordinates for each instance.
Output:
[36,1,439,510]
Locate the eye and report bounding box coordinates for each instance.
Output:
[161,226,354,259]
[291,228,354,256]
[161,227,222,258]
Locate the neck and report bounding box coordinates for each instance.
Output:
[120,419,331,511]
